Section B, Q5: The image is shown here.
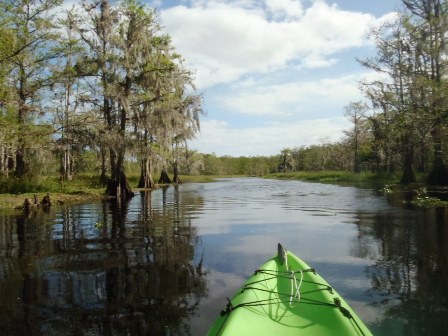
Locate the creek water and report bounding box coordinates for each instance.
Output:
[0,178,447,335]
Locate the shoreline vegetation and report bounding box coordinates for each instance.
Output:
[0,174,233,211]
[2,171,447,211]
[265,171,393,184]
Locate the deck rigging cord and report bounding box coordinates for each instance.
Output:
[284,248,303,305]
[219,265,367,336]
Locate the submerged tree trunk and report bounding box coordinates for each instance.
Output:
[107,148,134,199]
[107,171,134,198]
[107,168,134,198]
[138,157,155,189]
[158,168,172,184]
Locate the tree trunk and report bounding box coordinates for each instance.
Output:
[427,126,448,186]
[172,159,181,184]
[353,122,361,173]
[15,107,26,177]
[107,168,134,199]
[60,149,73,181]
[0,145,5,177]
[158,168,172,184]
[400,142,416,184]
[138,157,155,189]
[15,68,28,178]
[354,141,360,173]
[99,145,108,184]
[15,145,26,178]
[107,149,134,199]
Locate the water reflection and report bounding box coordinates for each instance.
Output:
[1,178,448,336]
[353,208,448,335]
[0,187,207,335]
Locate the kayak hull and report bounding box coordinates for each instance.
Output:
[207,244,372,336]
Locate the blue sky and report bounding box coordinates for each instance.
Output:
[66,0,401,156]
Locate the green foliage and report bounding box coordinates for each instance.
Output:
[358,2,448,185]
[0,0,65,179]
[0,174,107,195]
[268,171,354,182]
[58,174,107,193]
[0,177,50,194]
[411,196,448,208]
[381,184,448,208]
[267,171,399,187]
[202,154,277,176]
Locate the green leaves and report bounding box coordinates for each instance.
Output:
[0,0,202,188]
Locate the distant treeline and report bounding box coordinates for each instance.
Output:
[2,0,448,193]
[198,145,355,177]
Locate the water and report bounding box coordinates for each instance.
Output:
[0,178,447,335]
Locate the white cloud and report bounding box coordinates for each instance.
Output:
[221,74,363,117]
[189,118,349,156]
[160,4,286,87]
[301,55,339,69]
[160,0,391,88]
[265,0,303,20]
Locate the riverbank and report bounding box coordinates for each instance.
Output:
[0,175,105,211]
[265,171,399,186]
[2,172,447,211]
[0,192,105,212]
[267,171,448,208]
[0,174,230,211]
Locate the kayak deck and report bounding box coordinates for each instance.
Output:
[207,244,372,336]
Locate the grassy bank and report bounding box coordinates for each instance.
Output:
[265,171,400,186]
[0,192,105,212]
[179,175,240,183]
[0,175,106,211]
[0,174,230,211]
[266,171,448,208]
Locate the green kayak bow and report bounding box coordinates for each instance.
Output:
[207,244,372,336]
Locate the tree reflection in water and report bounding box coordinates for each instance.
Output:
[354,207,448,335]
[0,187,207,335]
